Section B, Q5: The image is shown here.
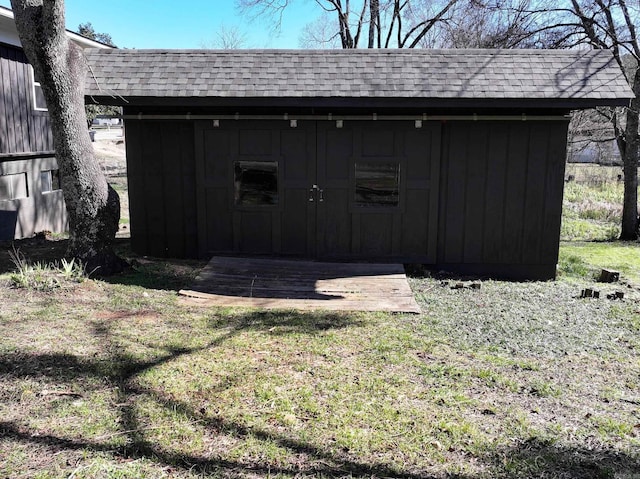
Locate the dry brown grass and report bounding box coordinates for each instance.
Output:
[1,239,639,478]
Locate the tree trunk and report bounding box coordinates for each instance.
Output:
[10,0,125,274]
[368,0,378,48]
[620,67,639,240]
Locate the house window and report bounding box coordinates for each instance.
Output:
[234,161,278,206]
[354,162,400,207]
[0,173,29,201]
[30,67,47,111]
[41,169,61,193]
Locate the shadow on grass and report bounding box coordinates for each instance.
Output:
[0,237,203,290]
[480,438,640,478]
[105,257,207,291]
[1,310,406,478]
[1,309,638,478]
[0,236,69,274]
[221,310,366,334]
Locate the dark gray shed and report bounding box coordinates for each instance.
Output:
[85,49,632,279]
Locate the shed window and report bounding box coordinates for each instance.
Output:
[30,67,47,111]
[0,173,29,201]
[234,161,278,206]
[354,162,400,207]
[41,169,61,193]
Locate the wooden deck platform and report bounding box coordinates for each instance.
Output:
[179,257,421,313]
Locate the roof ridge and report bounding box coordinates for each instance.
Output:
[89,47,602,55]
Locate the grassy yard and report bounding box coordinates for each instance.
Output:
[561,164,638,242]
[0,162,638,478]
[0,238,639,478]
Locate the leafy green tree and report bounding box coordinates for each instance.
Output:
[85,104,121,129]
[77,21,115,46]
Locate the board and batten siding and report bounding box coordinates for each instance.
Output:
[125,119,198,258]
[1,42,64,240]
[124,115,569,279]
[437,120,568,279]
[0,43,53,155]
[193,119,440,262]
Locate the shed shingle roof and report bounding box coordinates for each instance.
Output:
[83,48,633,107]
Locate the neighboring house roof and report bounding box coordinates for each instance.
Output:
[84,48,633,109]
[0,5,112,49]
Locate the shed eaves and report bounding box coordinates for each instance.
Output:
[83,48,633,104]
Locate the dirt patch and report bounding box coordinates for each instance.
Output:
[96,310,160,322]
[94,138,126,176]
[92,138,129,236]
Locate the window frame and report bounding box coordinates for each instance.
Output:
[0,172,29,202]
[232,158,281,210]
[349,156,406,213]
[30,66,48,112]
[40,169,61,194]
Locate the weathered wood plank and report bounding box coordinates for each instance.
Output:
[464,123,487,263]
[161,123,185,257]
[179,122,198,257]
[180,256,420,313]
[14,51,29,153]
[124,119,148,254]
[0,47,8,153]
[180,293,421,313]
[482,123,508,262]
[443,123,467,263]
[194,271,409,284]
[141,122,166,257]
[187,279,412,297]
[206,256,406,275]
[1,48,17,153]
[502,123,529,264]
[522,123,548,264]
[540,121,569,265]
[7,47,25,153]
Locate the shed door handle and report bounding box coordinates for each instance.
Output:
[309,184,319,202]
[308,184,324,202]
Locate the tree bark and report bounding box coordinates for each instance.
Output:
[368,0,378,48]
[620,66,639,240]
[10,0,125,274]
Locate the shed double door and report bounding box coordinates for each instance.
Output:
[195,120,440,262]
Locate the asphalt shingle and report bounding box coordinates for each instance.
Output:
[83,48,633,103]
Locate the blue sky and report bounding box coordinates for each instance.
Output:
[0,0,314,48]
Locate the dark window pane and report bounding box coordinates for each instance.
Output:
[41,170,61,193]
[355,162,400,207]
[0,173,28,201]
[51,170,61,190]
[234,161,278,206]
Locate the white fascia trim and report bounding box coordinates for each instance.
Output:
[0,6,113,50]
